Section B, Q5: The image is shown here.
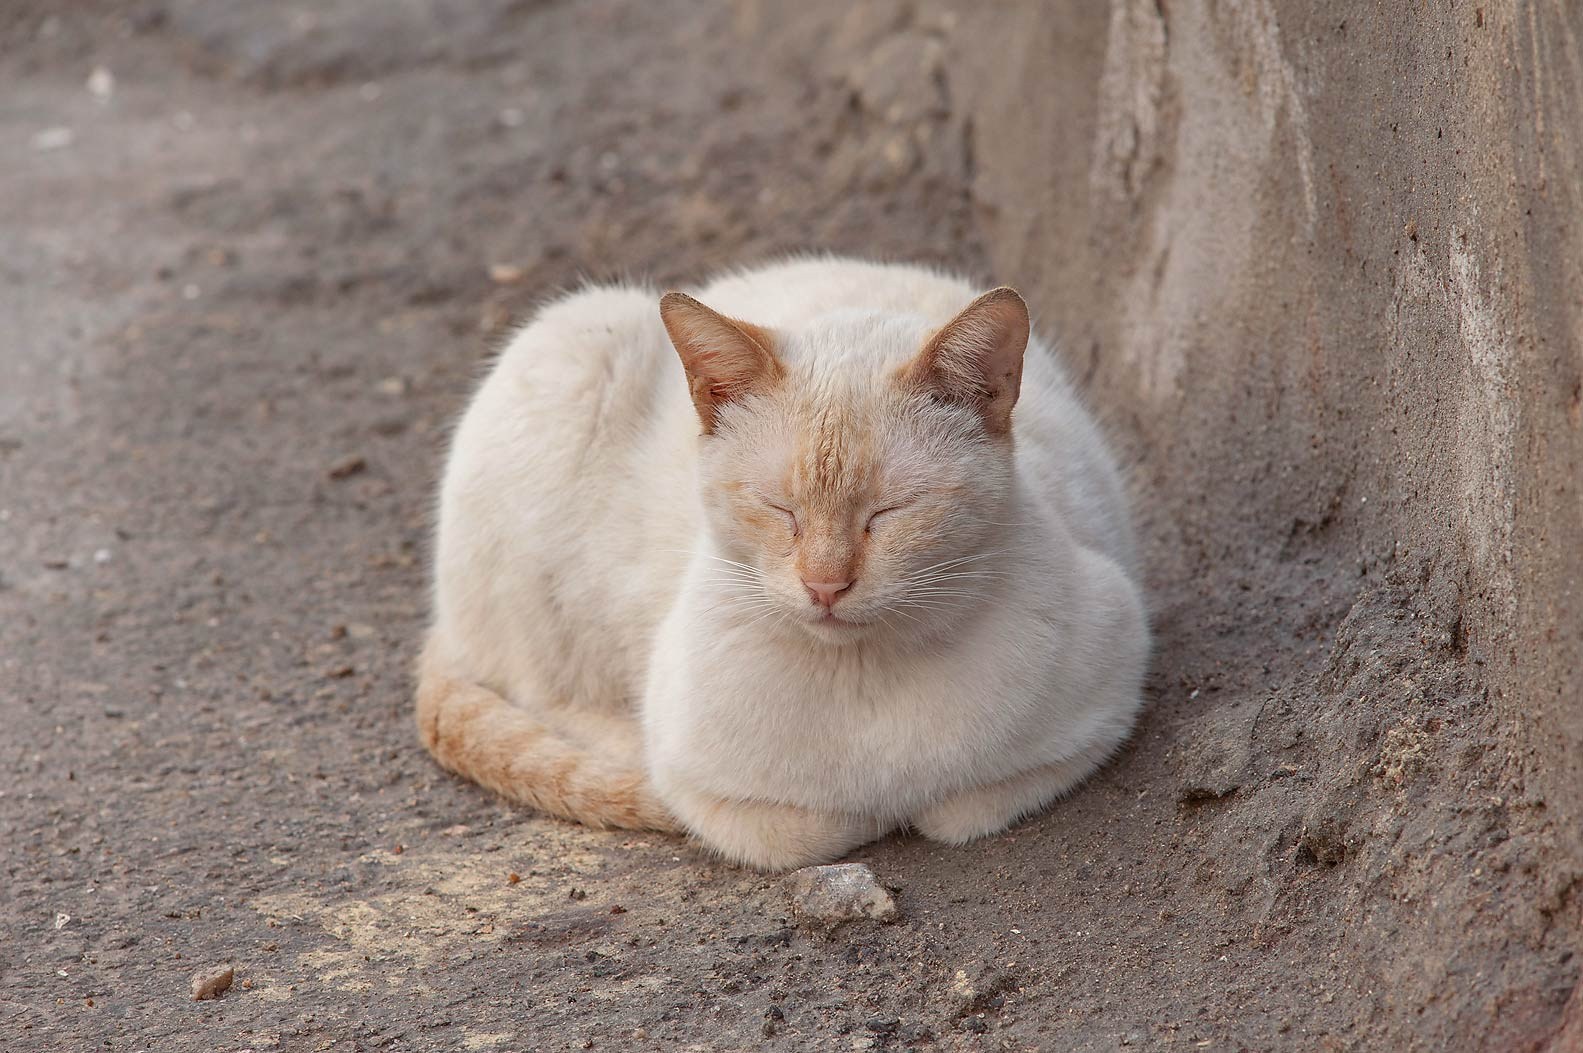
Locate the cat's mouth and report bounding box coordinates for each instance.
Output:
[811,608,865,630]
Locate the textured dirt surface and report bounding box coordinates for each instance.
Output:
[2,3,1579,1052]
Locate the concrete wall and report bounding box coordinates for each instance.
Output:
[948,0,1583,869]
[797,1,1583,1043]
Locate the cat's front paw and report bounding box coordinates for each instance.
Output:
[663,785,878,871]
[701,803,874,871]
[914,755,1106,845]
[912,790,1019,846]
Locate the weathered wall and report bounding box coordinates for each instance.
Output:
[935,0,1583,1044]
[955,0,1583,807]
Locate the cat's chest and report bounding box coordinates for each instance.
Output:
[670,637,1031,812]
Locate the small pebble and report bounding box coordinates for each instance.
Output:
[87,67,115,101]
[326,454,366,480]
[190,964,234,1001]
[783,863,898,925]
[489,263,526,284]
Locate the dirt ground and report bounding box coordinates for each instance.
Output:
[3,3,1579,1052]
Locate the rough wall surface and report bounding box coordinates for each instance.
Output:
[953,0,1583,856]
[942,0,1583,1043]
[1,2,1578,1051]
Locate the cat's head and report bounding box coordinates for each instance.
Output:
[660,285,1029,644]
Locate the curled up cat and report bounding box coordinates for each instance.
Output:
[416,257,1149,871]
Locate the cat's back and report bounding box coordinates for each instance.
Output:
[432,283,695,701]
[445,281,696,546]
[485,283,681,446]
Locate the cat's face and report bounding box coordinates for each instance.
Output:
[662,288,1029,643]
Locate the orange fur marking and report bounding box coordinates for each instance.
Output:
[660,293,784,433]
[414,646,677,832]
[899,286,1029,435]
[785,404,882,585]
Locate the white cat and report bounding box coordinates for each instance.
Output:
[417,257,1149,870]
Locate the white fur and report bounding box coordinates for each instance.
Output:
[429,257,1149,868]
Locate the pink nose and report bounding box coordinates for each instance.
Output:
[804,581,852,608]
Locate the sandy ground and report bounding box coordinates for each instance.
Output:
[2,4,1578,1051]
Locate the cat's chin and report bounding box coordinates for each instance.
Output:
[797,611,872,644]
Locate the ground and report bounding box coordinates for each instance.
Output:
[2,3,1579,1052]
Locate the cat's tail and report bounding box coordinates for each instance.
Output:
[414,649,678,833]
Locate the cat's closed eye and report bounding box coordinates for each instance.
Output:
[766,502,799,536]
[865,504,909,532]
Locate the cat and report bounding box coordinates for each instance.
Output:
[416,256,1149,870]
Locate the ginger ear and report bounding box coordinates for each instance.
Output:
[899,287,1030,435]
[660,292,783,434]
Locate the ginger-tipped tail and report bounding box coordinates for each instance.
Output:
[415,653,676,832]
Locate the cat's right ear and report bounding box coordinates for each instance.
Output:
[660,293,784,434]
[899,287,1030,435]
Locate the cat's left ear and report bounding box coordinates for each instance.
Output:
[899,287,1030,435]
[660,292,784,434]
